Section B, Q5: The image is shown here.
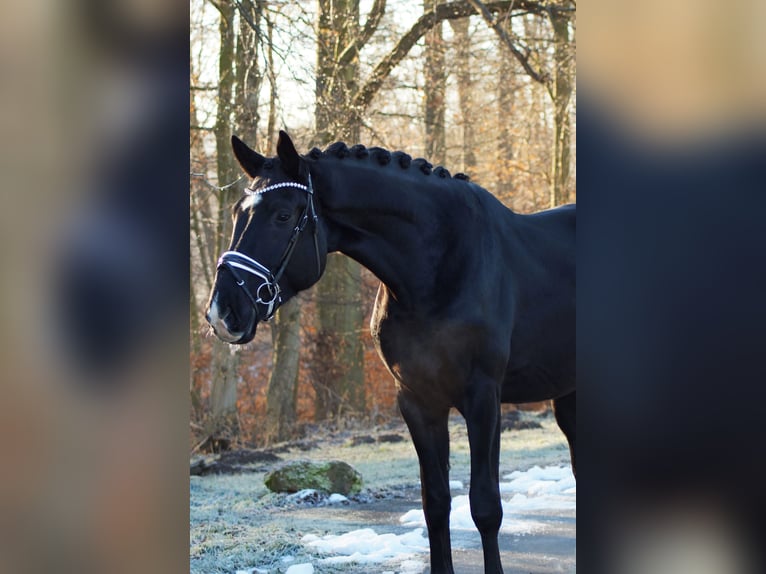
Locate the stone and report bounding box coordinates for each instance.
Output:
[264,460,363,496]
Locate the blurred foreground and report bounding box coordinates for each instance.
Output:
[580,1,766,573]
[0,1,188,572]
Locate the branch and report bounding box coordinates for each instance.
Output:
[206,0,224,16]
[360,0,387,47]
[466,0,548,85]
[351,0,551,113]
[191,172,246,192]
[338,0,386,69]
[233,0,261,38]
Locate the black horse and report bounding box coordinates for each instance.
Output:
[205,131,575,574]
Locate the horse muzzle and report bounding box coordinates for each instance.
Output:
[205,293,258,344]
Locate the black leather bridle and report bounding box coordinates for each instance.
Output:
[216,174,321,321]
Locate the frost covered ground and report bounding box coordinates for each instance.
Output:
[191,412,575,574]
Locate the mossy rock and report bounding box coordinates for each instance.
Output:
[264,460,363,496]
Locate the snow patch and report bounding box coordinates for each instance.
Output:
[328,493,349,504]
[401,464,575,535]
[398,558,428,573]
[501,464,576,495]
[302,527,429,567]
[285,564,314,574]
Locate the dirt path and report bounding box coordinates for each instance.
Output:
[191,412,575,574]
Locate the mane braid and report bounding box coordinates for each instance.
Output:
[393,151,411,169]
[349,144,368,159]
[413,158,433,175]
[368,147,391,165]
[324,141,349,159]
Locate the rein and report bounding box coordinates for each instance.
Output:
[216,174,320,321]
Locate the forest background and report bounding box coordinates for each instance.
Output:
[190,0,575,450]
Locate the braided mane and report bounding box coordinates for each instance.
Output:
[306,141,471,182]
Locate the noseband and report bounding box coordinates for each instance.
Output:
[216,174,321,322]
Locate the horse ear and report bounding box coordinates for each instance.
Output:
[276,130,302,179]
[231,135,265,178]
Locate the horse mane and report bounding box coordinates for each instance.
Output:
[306,141,471,182]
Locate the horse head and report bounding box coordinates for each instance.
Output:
[206,131,327,344]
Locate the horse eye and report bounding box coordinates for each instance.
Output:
[276,212,291,223]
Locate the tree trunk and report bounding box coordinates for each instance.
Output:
[208,342,240,439]
[264,297,302,443]
[234,0,303,443]
[189,62,209,362]
[213,0,239,258]
[313,254,365,420]
[449,17,476,172]
[262,4,303,442]
[313,0,366,422]
[548,5,573,207]
[315,0,361,143]
[265,11,278,153]
[424,0,446,165]
[497,34,515,196]
[235,0,262,145]
[208,0,241,439]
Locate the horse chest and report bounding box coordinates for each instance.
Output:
[375,325,472,403]
[371,289,506,405]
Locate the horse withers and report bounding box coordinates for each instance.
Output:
[205,131,575,574]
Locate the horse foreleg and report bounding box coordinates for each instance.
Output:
[398,390,454,574]
[464,375,504,574]
[553,391,576,477]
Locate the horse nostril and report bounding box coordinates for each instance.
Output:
[206,302,231,325]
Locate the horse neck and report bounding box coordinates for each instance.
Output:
[313,159,449,310]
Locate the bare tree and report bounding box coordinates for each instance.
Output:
[312,0,371,422]
[466,0,575,206]
[496,31,515,196]
[264,295,302,442]
[549,2,574,206]
[449,17,476,172]
[425,0,446,165]
[206,0,242,441]
[235,0,262,146]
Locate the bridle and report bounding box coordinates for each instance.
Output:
[216,174,321,322]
